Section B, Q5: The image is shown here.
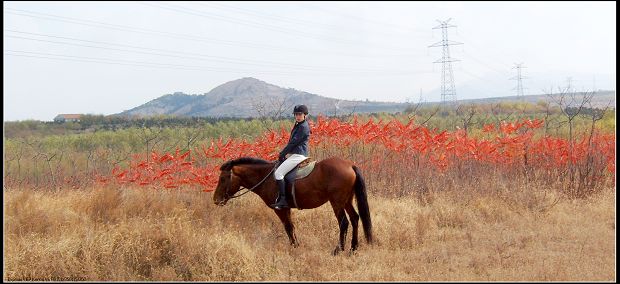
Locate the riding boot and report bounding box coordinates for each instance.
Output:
[272,179,289,210]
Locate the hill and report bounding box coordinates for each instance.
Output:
[118,77,615,118]
[119,77,405,118]
[453,91,616,108]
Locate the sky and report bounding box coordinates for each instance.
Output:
[3,1,616,121]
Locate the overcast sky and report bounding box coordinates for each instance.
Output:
[4,1,616,121]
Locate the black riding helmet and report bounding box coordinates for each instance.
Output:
[293,104,309,115]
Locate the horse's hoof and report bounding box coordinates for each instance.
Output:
[332,247,342,256]
[348,247,359,256]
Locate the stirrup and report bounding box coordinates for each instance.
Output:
[273,195,289,210]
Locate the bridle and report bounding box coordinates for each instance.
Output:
[223,164,277,201]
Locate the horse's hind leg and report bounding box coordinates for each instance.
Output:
[345,200,360,252]
[275,209,298,247]
[330,202,349,255]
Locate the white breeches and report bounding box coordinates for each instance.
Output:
[275,154,308,180]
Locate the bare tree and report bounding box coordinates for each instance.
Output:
[137,123,165,162]
[545,86,595,196]
[162,128,182,154]
[84,142,96,173]
[418,105,441,126]
[537,97,560,136]
[490,103,515,127]
[344,101,359,120]
[513,100,530,122]
[404,94,426,121]
[250,95,295,130]
[106,147,132,169]
[584,99,612,145]
[578,97,613,192]
[455,104,478,133]
[250,94,294,120]
[181,123,204,160]
[269,96,294,120]
[546,86,593,144]
[25,137,66,188]
[250,95,268,118]
[3,139,25,181]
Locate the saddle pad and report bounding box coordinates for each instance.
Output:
[295,161,317,180]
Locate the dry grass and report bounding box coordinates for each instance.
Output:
[3,183,616,281]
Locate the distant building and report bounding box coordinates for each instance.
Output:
[54,114,82,123]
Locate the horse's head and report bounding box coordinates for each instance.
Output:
[213,168,242,206]
[212,157,275,206]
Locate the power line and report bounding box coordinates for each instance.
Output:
[461,50,512,77]
[196,2,426,40]
[5,8,424,59]
[5,30,424,73]
[301,2,430,36]
[458,30,560,78]
[459,68,512,98]
[456,32,516,69]
[4,9,285,49]
[5,50,433,77]
[429,18,462,104]
[4,50,250,72]
[141,2,417,53]
[6,32,427,74]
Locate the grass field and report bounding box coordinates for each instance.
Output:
[4,181,615,281]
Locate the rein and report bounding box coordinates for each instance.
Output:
[226,164,277,200]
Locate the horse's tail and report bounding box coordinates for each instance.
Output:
[352,165,373,244]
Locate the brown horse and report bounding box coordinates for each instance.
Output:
[212,157,373,255]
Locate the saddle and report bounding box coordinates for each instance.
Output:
[278,158,317,210]
[294,158,317,180]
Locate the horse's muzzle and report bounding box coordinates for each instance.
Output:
[214,199,227,206]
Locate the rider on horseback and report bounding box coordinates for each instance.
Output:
[272,104,311,210]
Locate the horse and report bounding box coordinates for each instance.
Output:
[212,156,373,255]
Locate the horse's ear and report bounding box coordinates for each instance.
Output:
[220,160,233,171]
[230,165,243,176]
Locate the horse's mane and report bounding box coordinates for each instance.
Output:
[220,157,273,171]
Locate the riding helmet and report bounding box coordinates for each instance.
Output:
[293,104,309,115]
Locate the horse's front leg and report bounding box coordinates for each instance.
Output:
[275,209,298,247]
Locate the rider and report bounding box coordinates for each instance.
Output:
[272,104,311,210]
